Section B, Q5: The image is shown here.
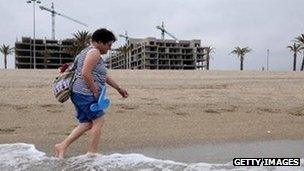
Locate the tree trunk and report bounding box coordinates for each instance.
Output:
[206,54,210,70]
[293,53,297,71]
[240,56,244,70]
[301,53,304,71]
[4,54,7,69]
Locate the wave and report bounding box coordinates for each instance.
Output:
[0,143,302,171]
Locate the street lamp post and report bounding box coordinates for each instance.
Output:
[267,49,269,71]
[27,0,41,69]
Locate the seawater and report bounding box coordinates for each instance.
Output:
[0,143,303,171]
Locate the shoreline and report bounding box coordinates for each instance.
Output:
[1,138,303,164]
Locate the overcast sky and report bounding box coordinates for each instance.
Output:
[1,0,304,70]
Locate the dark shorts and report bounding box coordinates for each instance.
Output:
[71,92,105,123]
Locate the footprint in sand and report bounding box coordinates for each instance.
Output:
[47,109,64,113]
[173,111,189,116]
[118,104,138,110]
[41,104,64,113]
[40,104,63,108]
[221,105,238,113]
[289,107,304,116]
[204,109,221,114]
[0,127,21,134]
[257,108,280,114]
[16,106,28,110]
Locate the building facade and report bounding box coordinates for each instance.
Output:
[107,37,208,70]
[15,37,74,69]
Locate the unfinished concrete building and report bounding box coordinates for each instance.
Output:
[15,37,74,69]
[107,37,207,70]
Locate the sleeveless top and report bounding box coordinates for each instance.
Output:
[72,46,107,95]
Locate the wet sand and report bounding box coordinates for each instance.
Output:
[124,139,304,163]
[0,69,304,161]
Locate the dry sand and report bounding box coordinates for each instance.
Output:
[0,69,304,157]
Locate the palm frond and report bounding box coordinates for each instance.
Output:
[205,46,215,54]
[64,30,92,57]
[0,44,14,55]
[287,43,303,53]
[295,34,304,45]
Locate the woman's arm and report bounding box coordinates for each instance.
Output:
[82,49,100,99]
[106,75,128,98]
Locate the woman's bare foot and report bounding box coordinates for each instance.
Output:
[54,143,65,159]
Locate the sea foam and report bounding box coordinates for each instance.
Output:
[0,143,302,171]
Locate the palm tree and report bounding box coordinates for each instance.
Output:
[0,44,14,69]
[230,46,252,70]
[295,34,304,71]
[72,30,92,50]
[287,43,303,71]
[64,30,92,58]
[205,46,215,70]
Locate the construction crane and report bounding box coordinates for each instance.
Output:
[119,31,129,43]
[39,2,88,39]
[156,22,179,43]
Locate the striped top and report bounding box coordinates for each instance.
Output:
[72,46,107,95]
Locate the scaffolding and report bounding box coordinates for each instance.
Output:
[107,37,207,70]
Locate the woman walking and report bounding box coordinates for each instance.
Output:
[55,28,128,158]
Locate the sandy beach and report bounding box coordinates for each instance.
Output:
[0,69,304,161]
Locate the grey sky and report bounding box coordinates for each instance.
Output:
[1,0,304,70]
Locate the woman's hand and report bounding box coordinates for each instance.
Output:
[93,85,100,100]
[105,75,128,98]
[117,87,128,98]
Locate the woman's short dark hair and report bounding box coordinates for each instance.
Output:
[92,28,116,43]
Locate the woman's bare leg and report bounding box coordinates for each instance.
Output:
[55,122,92,158]
[87,116,105,154]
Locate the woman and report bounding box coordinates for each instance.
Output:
[55,28,128,158]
